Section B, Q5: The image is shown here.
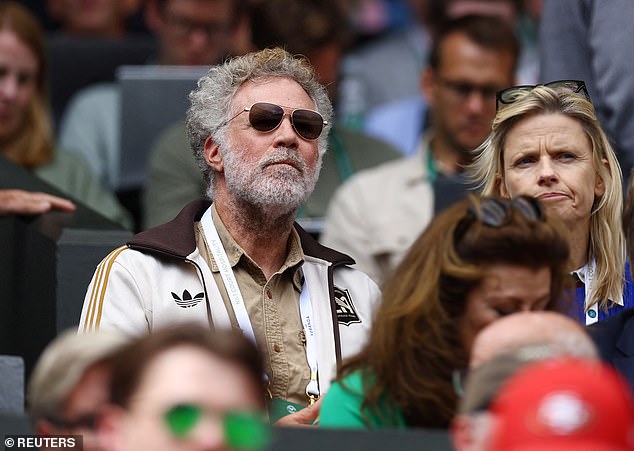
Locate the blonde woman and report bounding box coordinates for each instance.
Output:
[0,2,131,228]
[470,80,634,324]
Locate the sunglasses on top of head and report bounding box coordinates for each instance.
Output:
[495,79,590,111]
[219,102,327,141]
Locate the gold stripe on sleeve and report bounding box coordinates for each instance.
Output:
[82,246,127,333]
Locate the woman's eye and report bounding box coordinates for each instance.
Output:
[513,156,535,166]
[493,306,514,317]
[558,152,577,161]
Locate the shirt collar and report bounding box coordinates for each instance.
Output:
[209,204,304,291]
[571,261,624,307]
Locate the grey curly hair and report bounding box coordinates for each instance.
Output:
[186,47,333,198]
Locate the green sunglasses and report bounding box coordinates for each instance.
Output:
[164,404,270,450]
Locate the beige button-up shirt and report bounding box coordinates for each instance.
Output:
[195,205,311,405]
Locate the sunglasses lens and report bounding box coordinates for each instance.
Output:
[548,80,582,92]
[248,103,284,132]
[224,411,270,450]
[480,199,510,227]
[291,109,324,140]
[513,196,544,222]
[498,87,531,105]
[165,404,201,438]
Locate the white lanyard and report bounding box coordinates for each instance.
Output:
[300,283,320,402]
[202,207,257,343]
[200,207,320,401]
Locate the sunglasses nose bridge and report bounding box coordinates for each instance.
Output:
[275,111,300,138]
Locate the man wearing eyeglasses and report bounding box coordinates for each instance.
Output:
[321,15,518,284]
[56,0,249,226]
[78,48,381,426]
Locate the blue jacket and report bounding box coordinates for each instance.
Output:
[588,307,634,393]
[572,262,634,323]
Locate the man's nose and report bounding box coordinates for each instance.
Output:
[272,115,300,145]
[464,89,491,114]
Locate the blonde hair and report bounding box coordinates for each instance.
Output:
[0,1,54,168]
[469,86,625,311]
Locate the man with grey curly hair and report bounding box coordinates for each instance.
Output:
[78,48,381,425]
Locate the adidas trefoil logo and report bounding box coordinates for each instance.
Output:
[171,290,204,308]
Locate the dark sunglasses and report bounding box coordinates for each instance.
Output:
[455,195,545,243]
[164,404,270,450]
[496,79,590,111]
[223,102,327,140]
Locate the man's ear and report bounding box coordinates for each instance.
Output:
[204,136,223,173]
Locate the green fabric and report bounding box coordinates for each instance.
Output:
[34,149,132,229]
[319,370,406,429]
[301,127,401,219]
[142,121,205,229]
[142,122,402,229]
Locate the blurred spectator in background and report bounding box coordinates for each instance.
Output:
[468,311,597,368]
[56,0,248,195]
[452,311,599,451]
[452,344,598,451]
[319,195,570,429]
[142,0,401,229]
[540,0,634,182]
[487,359,634,451]
[99,325,269,451]
[0,1,131,228]
[321,15,517,283]
[340,0,540,133]
[46,0,144,39]
[28,329,129,451]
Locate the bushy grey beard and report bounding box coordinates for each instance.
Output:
[222,145,322,215]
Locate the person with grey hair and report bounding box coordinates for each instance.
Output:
[78,47,381,425]
[28,329,129,450]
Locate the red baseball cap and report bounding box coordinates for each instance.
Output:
[488,358,634,451]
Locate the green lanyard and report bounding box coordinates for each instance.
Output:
[329,129,354,182]
[426,150,438,184]
[296,129,354,219]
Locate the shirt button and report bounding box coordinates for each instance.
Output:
[266,290,272,299]
[274,344,281,352]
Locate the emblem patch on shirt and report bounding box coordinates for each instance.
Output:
[334,286,361,326]
[171,290,204,308]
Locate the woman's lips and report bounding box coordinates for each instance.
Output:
[537,192,568,201]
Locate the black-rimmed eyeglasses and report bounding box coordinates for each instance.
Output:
[496,80,590,111]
